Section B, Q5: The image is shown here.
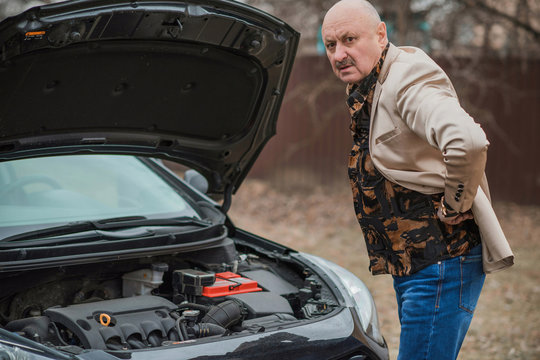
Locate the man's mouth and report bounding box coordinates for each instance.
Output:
[335,59,355,72]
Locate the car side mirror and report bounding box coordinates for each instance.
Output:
[184,169,209,194]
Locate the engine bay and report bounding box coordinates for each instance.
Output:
[0,237,337,353]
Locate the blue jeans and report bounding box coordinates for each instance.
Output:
[392,245,485,360]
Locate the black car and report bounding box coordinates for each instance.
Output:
[0,1,389,359]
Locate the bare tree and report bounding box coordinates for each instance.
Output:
[239,0,539,186]
[1,0,537,195]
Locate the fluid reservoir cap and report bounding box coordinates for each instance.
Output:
[152,263,169,272]
[182,310,200,320]
[183,309,200,316]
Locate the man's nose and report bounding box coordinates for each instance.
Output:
[334,43,348,62]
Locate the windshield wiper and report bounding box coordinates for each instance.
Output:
[0,215,212,244]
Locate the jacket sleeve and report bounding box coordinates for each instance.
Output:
[395,59,489,213]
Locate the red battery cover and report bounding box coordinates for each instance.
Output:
[202,271,262,297]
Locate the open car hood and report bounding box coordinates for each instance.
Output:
[0,0,299,195]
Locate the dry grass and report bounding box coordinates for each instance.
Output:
[228,178,540,360]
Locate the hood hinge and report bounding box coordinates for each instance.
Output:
[220,184,233,214]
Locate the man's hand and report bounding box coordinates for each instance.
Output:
[437,207,474,224]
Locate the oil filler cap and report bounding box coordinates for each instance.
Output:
[95,313,115,327]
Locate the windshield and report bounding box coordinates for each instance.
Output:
[0,155,199,230]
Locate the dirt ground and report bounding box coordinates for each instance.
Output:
[228,178,540,360]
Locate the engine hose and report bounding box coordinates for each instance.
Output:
[147,332,161,347]
[168,328,180,342]
[174,317,185,341]
[126,337,145,349]
[180,321,189,340]
[49,322,70,346]
[191,323,226,338]
[202,299,245,328]
[105,339,124,351]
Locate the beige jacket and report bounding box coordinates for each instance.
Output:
[368,43,513,273]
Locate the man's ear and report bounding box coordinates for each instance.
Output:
[377,22,388,47]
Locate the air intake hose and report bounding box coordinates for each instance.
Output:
[201,299,245,329]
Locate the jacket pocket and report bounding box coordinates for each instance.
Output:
[375,127,401,144]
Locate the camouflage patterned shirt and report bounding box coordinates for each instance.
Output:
[347,44,480,276]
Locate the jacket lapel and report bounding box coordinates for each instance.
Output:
[370,43,400,135]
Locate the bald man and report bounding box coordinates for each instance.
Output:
[322,1,513,359]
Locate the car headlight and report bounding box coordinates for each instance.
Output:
[300,253,385,346]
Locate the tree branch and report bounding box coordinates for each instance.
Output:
[457,0,540,40]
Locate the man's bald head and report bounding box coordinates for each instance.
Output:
[322,0,388,83]
[324,0,381,31]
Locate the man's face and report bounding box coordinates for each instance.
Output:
[322,8,387,84]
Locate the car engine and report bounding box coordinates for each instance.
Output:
[0,240,336,352]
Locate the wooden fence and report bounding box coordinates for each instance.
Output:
[249,55,540,205]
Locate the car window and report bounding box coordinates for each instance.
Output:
[0,155,199,228]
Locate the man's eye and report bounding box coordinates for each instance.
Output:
[345,37,355,43]
[326,42,335,49]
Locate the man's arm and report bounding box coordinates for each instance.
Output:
[395,59,489,214]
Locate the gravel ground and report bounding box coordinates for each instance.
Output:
[228,178,540,360]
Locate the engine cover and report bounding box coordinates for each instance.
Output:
[44,295,177,350]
